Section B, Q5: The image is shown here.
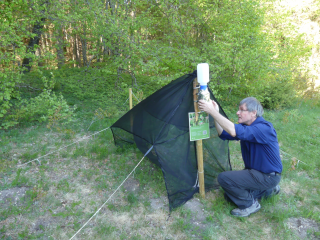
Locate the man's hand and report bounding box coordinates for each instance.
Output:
[198,100,219,114]
[198,99,236,137]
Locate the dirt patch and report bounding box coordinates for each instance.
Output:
[33,217,57,232]
[0,187,30,207]
[281,181,296,196]
[183,198,207,230]
[150,196,210,232]
[287,217,320,239]
[150,196,168,211]
[123,177,140,193]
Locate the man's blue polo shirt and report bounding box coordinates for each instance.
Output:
[219,117,282,174]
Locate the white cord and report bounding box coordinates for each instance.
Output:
[132,92,141,102]
[69,146,154,240]
[17,127,111,167]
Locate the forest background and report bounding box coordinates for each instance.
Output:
[1,0,320,129]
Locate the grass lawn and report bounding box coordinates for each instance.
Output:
[0,71,319,239]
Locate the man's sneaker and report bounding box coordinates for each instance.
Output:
[272,185,280,195]
[231,199,261,217]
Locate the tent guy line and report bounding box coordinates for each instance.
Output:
[69,146,154,240]
[17,126,111,167]
[121,91,140,107]
[122,97,129,106]
[17,88,142,168]
[132,92,141,102]
[279,149,307,166]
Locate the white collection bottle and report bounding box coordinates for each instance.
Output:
[197,63,210,102]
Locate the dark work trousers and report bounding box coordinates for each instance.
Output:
[217,169,281,209]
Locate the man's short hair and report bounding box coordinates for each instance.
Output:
[240,97,264,117]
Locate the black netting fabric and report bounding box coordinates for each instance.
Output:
[111,71,231,210]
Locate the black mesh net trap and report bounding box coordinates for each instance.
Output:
[111,71,231,210]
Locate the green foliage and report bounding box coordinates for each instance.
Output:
[298,76,320,107]
[258,80,296,109]
[8,90,75,126]
[1,0,315,127]
[18,226,30,239]
[25,188,39,202]
[127,193,138,205]
[0,0,52,126]
[1,68,76,129]
[53,67,158,111]
[0,225,5,235]
[56,179,71,193]
[11,169,29,187]
[95,224,117,236]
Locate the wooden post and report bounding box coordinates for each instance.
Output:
[129,88,133,110]
[129,88,133,132]
[193,78,205,198]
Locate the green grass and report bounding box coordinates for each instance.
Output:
[0,68,320,239]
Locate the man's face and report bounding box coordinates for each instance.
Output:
[237,103,257,125]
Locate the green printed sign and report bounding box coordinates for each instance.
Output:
[189,112,210,141]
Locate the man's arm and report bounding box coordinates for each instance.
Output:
[213,116,224,136]
[198,100,236,137]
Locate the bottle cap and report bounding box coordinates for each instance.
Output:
[200,85,207,90]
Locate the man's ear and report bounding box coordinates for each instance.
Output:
[252,110,257,118]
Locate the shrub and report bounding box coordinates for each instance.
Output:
[258,80,296,109]
[7,90,76,128]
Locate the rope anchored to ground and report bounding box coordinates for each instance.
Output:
[69,146,154,240]
[17,126,111,167]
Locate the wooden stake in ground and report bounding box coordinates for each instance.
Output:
[193,78,205,198]
[129,88,133,110]
[129,88,133,132]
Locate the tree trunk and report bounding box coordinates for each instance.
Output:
[74,35,81,67]
[22,18,46,73]
[56,25,65,69]
[97,39,101,62]
[81,26,87,67]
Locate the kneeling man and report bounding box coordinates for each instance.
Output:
[199,97,282,217]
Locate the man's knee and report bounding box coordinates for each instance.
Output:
[218,171,236,189]
[218,172,227,187]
